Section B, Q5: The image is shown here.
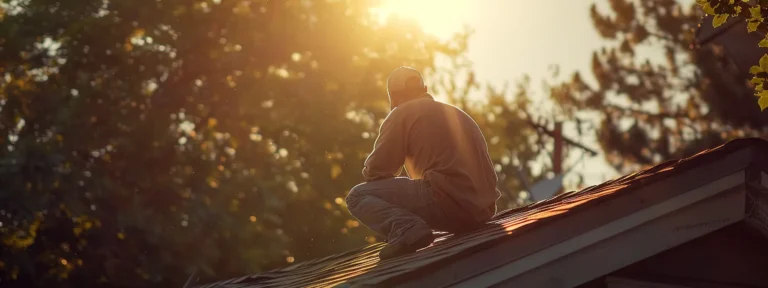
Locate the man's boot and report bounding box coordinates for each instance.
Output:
[379,225,435,260]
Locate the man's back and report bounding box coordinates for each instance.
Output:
[363,95,500,222]
[349,67,497,259]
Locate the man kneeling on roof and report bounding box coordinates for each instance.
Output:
[346,66,501,260]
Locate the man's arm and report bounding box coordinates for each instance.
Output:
[362,111,407,181]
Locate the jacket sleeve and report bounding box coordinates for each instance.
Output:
[362,111,407,181]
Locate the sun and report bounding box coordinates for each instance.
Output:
[370,0,471,39]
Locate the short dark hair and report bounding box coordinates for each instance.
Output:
[404,76,423,89]
[390,76,426,98]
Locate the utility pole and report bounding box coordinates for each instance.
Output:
[553,122,563,175]
[508,115,597,203]
[552,122,565,196]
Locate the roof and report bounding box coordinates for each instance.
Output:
[196,138,768,288]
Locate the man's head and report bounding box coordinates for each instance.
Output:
[387,66,427,109]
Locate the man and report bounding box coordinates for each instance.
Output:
[345,66,500,260]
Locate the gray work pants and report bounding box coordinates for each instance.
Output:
[345,177,477,245]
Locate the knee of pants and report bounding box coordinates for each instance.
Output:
[346,183,367,210]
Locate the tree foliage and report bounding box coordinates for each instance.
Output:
[553,0,767,174]
[0,0,545,287]
[695,0,768,111]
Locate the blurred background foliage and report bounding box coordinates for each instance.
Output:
[0,0,543,286]
[0,0,766,287]
[554,0,768,174]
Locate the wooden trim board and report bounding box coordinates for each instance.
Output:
[494,185,745,288]
[746,171,768,240]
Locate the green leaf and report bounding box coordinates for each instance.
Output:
[760,54,768,71]
[750,65,763,74]
[713,14,729,27]
[759,96,768,111]
[750,6,762,20]
[702,3,716,15]
[750,77,765,85]
[748,21,760,32]
[757,90,768,98]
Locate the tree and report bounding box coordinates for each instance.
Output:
[552,0,767,174]
[0,0,544,287]
[695,0,768,111]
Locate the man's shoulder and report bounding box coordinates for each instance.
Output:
[399,99,474,118]
[399,97,453,112]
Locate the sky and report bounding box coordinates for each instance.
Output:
[375,0,622,189]
[375,0,608,84]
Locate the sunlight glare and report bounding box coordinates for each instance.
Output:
[371,0,471,39]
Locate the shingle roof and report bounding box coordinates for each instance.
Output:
[196,138,768,288]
